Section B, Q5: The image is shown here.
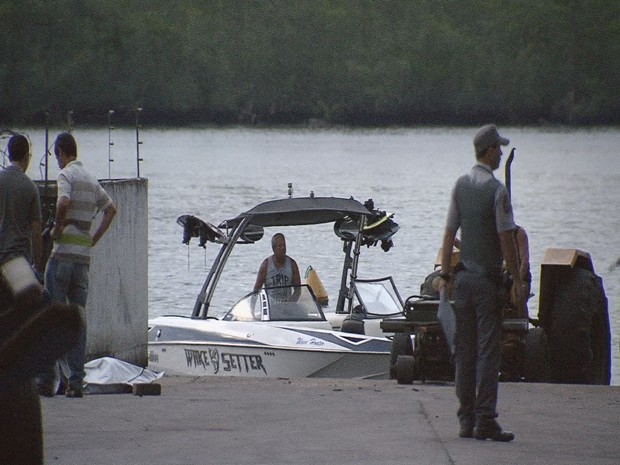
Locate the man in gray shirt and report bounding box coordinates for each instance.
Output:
[438,124,526,442]
[0,133,43,305]
[1,133,45,465]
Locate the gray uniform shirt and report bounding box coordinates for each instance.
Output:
[446,163,515,275]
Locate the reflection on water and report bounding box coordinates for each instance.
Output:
[23,126,620,384]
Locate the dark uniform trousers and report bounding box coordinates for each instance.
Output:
[452,269,502,428]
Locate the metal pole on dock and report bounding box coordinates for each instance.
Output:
[108,110,115,179]
[44,111,49,191]
[135,108,143,178]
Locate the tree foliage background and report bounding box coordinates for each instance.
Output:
[1,0,619,126]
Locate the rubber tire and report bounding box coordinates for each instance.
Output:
[546,268,611,384]
[389,332,412,379]
[524,327,551,383]
[396,355,416,385]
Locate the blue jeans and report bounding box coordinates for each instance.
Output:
[42,257,89,390]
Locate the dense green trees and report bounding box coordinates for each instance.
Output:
[1,0,618,126]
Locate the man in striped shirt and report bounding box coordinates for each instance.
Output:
[38,132,117,398]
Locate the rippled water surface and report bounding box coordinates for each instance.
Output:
[24,126,620,384]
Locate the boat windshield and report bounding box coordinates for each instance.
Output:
[353,277,403,316]
[222,285,327,322]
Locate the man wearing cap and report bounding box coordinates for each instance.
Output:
[437,124,526,442]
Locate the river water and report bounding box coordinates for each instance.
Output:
[21,126,620,384]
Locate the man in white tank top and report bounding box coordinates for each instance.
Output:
[253,233,301,300]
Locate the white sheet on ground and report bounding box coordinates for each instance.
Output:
[84,357,164,385]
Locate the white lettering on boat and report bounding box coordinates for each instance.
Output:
[296,337,325,347]
[184,348,267,375]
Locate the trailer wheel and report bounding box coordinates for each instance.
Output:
[396,355,416,384]
[547,268,611,384]
[390,333,412,379]
[524,327,551,383]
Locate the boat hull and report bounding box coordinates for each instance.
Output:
[148,342,389,378]
[148,317,391,379]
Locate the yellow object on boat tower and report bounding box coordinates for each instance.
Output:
[304,265,328,306]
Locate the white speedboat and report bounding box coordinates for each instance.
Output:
[148,195,400,379]
[149,285,391,378]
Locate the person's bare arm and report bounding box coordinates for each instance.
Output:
[92,204,117,246]
[50,196,70,240]
[291,259,301,286]
[31,220,43,273]
[253,259,268,292]
[516,227,530,280]
[289,259,302,301]
[500,230,522,286]
[438,227,457,288]
[499,230,526,317]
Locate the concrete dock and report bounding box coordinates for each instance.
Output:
[42,376,619,465]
